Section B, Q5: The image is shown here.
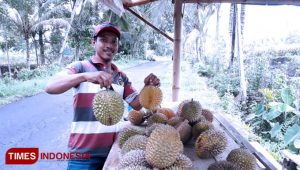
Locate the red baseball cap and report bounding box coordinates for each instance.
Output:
[94,22,121,39]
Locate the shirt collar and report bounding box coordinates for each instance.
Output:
[90,56,120,73]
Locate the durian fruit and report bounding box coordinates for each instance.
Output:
[195,130,227,159]
[175,120,192,144]
[156,108,175,119]
[163,154,193,170]
[118,126,145,148]
[226,148,256,170]
[147,112,167,126]
[208,161,239,170]
[179,99,202,124]
[167,116,184,127]
[128,110,144,125]
[120,165,152,170]
[119,149,151,169]
[145,124,183,169]
[92,90,124,126]
[139,85,163,110]
[145,123,162,136]
[176,100,189,115]
[192,121,214,138]
[201,109,214,122]
[121,135,148,155]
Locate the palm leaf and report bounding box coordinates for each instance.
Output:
[32,18,70,31]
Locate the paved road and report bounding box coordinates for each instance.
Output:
[0,60,172,170]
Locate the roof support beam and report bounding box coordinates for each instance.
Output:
[125,7,174,42]
[123,0,159,8]
[183,0,300,5]
[172,0,183,102]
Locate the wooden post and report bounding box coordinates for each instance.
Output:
[172,0,183,102]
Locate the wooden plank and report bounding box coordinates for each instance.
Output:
[183,0,300,5]
[213,111,280,170]
[251,142,282,169]
[125,7,174,42]
[172,0,183,102]
[281,150,300,166]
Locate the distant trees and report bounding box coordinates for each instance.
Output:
[0,0,69,67]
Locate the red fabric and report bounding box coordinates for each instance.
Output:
[73,93,95,108]
[68,133,117,149]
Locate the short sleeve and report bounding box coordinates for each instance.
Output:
[65,61,83,74]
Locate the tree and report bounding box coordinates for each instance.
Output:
[0,0,69,67]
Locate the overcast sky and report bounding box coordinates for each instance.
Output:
[207,4,300,43]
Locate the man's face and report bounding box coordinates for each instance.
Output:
[94,31,119,63]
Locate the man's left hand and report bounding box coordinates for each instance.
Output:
[144,73,160,87]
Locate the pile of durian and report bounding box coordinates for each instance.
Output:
[93,86,257,170]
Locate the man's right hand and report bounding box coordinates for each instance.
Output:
[83,71,113,88]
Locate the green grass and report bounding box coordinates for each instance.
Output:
[0,78,48,106]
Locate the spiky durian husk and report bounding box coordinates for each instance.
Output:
[192,121,214,138]
[121,135,148,155]
[120,165,152,170]
[156,108,175,119]
[175,120,192,144]
[167,116,184,127]
[139,85,163,110]
[208,161,240,170]
[163,154,193,170]
[195,130,227,159]
[92,90,124,126]
[118,126,145,148]
[128,110,144,125]
[145,123,162,136]
[147,112,167,126]
[119,149,151,169]
[176,100,189,115]
[226,148,256,170]
[201,109,214,122]
[145,124,183,169]
[179,99,202,123]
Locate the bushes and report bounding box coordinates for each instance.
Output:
[15,64,61,81]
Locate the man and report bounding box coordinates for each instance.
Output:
[45,22,160,170]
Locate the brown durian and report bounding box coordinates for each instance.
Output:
[192,120,214,138]
[195,130,227,158]
[163,154,193,170]
[121,135,148,155]
[119,149,151,169]
[201,109,214,122]
[147,112,167,126]
[175,120,192,144]
[139,85,163,110]
[226,148,256,170]
[118,126,145,148]
[167,116,184,127]
[179,99,202,123]
[156,108,175,119]
[145,124,183,169]
[128,110,144,125]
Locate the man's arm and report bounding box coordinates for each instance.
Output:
[45,70,113,94]
[45,71,86,94]
[129,96,143,111]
